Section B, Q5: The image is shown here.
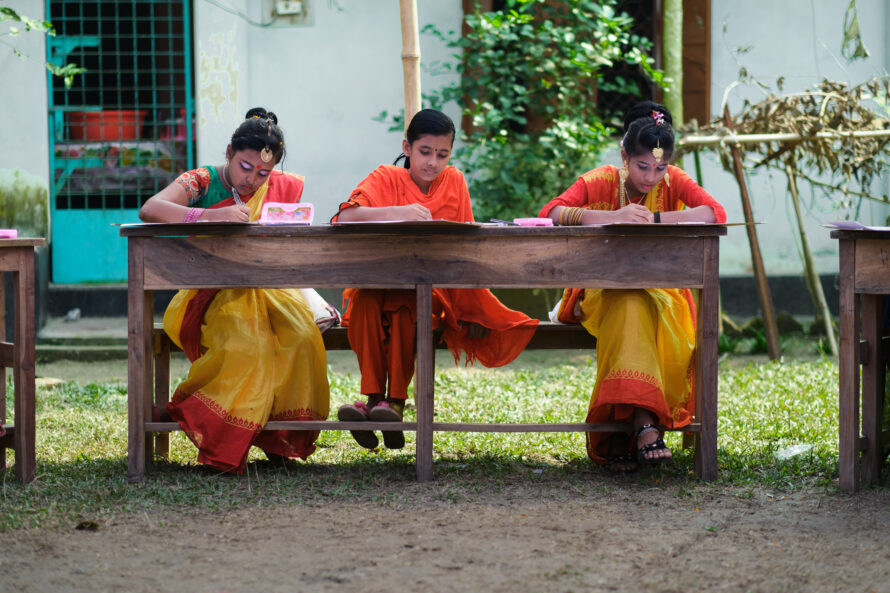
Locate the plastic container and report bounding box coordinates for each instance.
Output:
[513,217,553,227]
[67,110,148,141]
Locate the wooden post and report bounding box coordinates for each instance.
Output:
[722,105,781,360]
[399,0,422,131]
[785,163,837,355]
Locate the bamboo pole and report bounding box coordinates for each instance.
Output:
[723,105,782,360]
[662,0,684,126]
[399,0,422,133]
[678,128,890,148]
[785,163,838,356]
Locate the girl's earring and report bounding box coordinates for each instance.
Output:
[664,171,670,188]
[618,161,629,207]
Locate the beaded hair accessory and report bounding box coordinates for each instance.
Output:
[651,110,665,163]
[260,117,276,162]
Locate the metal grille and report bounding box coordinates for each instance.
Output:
[45,0,193,283]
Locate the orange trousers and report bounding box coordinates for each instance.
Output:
[345,289,438,400]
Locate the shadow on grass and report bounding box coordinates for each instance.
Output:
[1,443,857,531]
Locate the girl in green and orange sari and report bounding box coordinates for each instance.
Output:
[539,102,727,472]
[139,107,329,474]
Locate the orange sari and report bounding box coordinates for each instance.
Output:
[333,165,538,399]
[541,165,726,464]
[163,170,330,473]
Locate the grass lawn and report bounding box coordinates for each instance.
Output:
[0,344,859,530]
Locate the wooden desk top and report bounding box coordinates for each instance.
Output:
[0,238,46,248]
[121,223,727,291]
[120,222,728,238]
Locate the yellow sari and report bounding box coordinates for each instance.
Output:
[578,288,696,464]
[541,165,724,465]
[163,171,330,473]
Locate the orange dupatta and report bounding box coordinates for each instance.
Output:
[335,165,538,368]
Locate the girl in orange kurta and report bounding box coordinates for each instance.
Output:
[139,108,330,474]
[331,109,538,450]
[539,101,727,472]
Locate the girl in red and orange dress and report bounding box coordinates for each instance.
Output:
[539,102,727,472]
[332,109,538,450]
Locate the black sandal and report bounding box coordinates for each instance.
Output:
[606,433,638,473]
[635,424,672,465]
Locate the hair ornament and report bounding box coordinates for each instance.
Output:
[651,110,665,125]
[652,140,664,164]
[260,146,274,162]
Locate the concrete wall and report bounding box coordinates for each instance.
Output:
[0,0,50,182]
[193,0,462,220]
[705,0,890,276]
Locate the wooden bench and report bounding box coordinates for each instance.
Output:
[149,321,693,457]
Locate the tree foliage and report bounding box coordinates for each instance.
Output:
[381,0,663,220]
[1,6,85,88]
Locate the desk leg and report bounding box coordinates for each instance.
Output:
[127,240,153,482]
[13,251,36,483]
[838,239,860,492]
[694,237,719,481]
[415,284,434,482]
[0,271,5,475]
[861,294,882,484]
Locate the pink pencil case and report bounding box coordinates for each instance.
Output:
[0,229,18,238]
[259,202,314,225]
[513,218,553,227]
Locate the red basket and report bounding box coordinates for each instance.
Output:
[68,110,148,141]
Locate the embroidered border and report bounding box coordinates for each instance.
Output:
[190,390,264,432]
[603,368,662,389]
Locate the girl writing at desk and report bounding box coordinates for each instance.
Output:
[139,107,330,473]
[332,109,538,450]
[539,101,727,472]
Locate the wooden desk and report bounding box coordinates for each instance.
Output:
[832,229,890,492]
[121,223,726,483]
[0,238,44,483]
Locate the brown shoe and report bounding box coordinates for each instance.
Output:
[369,400,405,449]
[337,401,378,450]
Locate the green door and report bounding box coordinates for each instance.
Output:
[46,0,194,283]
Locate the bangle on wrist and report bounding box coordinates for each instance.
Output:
[184,207,204,223]
[653,211,661,223]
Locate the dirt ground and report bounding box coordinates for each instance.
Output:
[4,486,890,592]
[6,352,889,593]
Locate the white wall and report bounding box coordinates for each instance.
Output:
[708,0,890,275]
[194,0,462,221]
[193,0,252,168]
[0,0,50,181]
